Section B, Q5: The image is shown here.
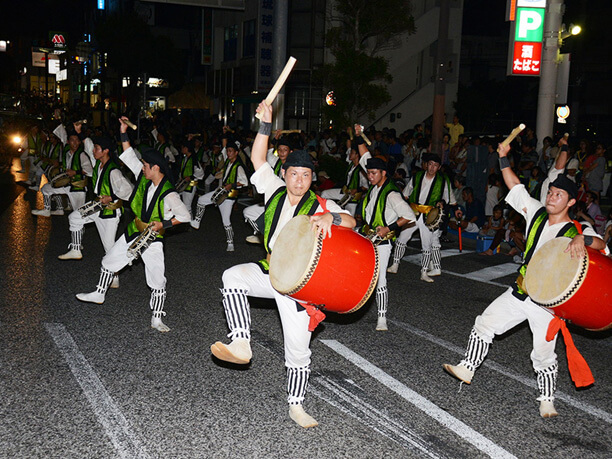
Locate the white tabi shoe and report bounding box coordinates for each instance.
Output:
[110,276,120,289]
[190,219,200,230]
[376,316,388,331]
[31,209,51,217]
[58,249,83,260]
[76,291,105,304]
[427,268,442,277]
[245,234,263,244]
[539,400,558,418]
[443,363,474,384]
[387,263,399,274]
[211,338,252,364]
[151,316,170,332]
[226,243,235,252]
[420,271,434,283]
[289,405,318,428]
[51,209,64,216]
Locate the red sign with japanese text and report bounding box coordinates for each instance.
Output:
[511,41,542,75]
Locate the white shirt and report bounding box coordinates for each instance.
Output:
[250,163,349,251]
[505,184,601,255]
[120,147,191,223]
[402,171,456,205]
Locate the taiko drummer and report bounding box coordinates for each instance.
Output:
[210,101,355,428]
[444,140,604,418]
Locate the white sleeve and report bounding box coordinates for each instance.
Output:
[388,192,417,222]
[236,165,248,187]
[193,162,204,180]
[359,151,372,171]
[80,152,93,177]
[402,179,414,199]
[119,147,144,177]
[151,129,159,143]
[162,191,191,223]
[53,124,68,146]
[505,184,543,224]
[539,166,564,205]
[109,168,134,201]
[164,146,175,163]
[83,137,95,168]
[250,162,285,199]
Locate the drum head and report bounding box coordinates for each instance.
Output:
[270,215,318,294]
[524,237,587,306]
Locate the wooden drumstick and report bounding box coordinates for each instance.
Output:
[122,119,138,130]
[279,129,301,134]
[498,123,525,151]
[255,56,297,120]
[348,127,354,140]
[359,125,372,146]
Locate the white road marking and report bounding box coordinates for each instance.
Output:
[45,323,150,459]
[388,319,612,425]
[464,262,520,282]
[321,339,517,459]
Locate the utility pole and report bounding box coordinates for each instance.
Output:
[431,0,450,156]
[535,0,564,151]
[272,1,289,130]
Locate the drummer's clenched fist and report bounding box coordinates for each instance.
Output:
[257,101,273,123]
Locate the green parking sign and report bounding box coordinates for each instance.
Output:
[515,8,545,42]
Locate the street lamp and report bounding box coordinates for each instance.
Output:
[561,23,581,40]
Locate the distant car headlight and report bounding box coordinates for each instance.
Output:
[12,135,22,145]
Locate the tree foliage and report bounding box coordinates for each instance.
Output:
[318,0,415,128]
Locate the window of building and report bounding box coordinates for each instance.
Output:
[223,25,238,61]
[243,19,256,58]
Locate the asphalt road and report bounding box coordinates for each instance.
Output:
[1,159,611,459]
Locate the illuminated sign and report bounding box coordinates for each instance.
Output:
[507,4,545,77]
[98,0,105,9]
[556,105,570,124]
[512,41,542,75]
[515,8,544,42]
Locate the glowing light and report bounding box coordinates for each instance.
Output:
[12,135,22,145]
[326,91,336,106]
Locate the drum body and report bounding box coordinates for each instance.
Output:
[425,207,443,231]
[269,215,379,314]
[211,188,228,205]
[524,237,612,331]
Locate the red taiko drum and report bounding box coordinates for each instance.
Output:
[269,215,379,313]
[524,237,612,331]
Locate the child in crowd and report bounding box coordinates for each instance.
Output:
[479,204,505,237]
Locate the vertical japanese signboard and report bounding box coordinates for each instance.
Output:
[507,0,546,76]
[257,0,274,91]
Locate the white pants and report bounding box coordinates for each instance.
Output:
[68,209,120,253]
[197,190,234,227]
[41,183,86,211]
[102,234,166,290]
[416,214,441,251]
[376,243,392,290]
[321,188,357,215]
[222,263,311,368]
[474,288,558,371]
[180,188,197,215]
[243,203,264,223]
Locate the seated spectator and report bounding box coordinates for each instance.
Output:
[585,191,606,236]
[479,204,505,237]
[480,209,526,259]
[485,174,502,216]
[453,175,466,208]
[449,187,485,233]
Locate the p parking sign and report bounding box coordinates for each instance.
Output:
[508,2,546,77]
[515,8,545,42]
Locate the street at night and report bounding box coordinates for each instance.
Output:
[1,166,611,458]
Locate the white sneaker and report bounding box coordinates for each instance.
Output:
[513,255,523,264]
[246,234,263,244]
[376,316,388,331]
[226,243,235,252]
[289,405,318,428]
[443,363,474,384]
[211,338,252,364]
[427,268,442,277]
[387,263,398,274]
[539,400,558,418]
[110,276,120,289]
[190,219,200,230]
[51,209,64,216]
[151,316,170,332]
[58,249,82,260]
[420,271,434,283]
[32,209,51,217]
[76,291,105,304]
